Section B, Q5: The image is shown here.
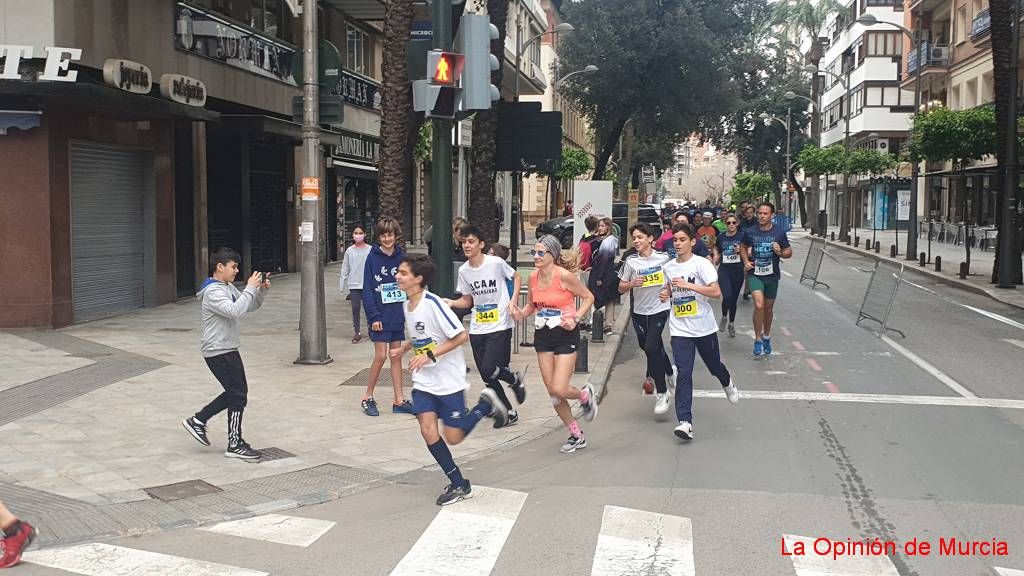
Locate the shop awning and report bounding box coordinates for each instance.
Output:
[0,110,41,134]
[332,159,378,174]
[0,81,219,122]
[221,115,343,147]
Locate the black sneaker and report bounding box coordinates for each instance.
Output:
[436,479,473,506]
[479,388,509,427]
[510,370,527,404]
[494,409,519,428]
[225,441,262,460]
[182,417,210,446]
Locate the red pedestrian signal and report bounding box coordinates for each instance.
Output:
[428,51,464,87]
[435,55,452,84]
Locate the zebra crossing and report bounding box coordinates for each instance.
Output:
[21,487,1022,576]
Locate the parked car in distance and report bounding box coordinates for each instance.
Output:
[535,203,663,248]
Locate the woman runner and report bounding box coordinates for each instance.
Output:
[659,223,740,440]
[514,235,598,453]
[716,216,746,338]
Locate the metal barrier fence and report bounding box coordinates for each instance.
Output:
[799,237,831,290]
[855,260,906,338]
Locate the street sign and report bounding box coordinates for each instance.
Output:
[641,165,656,184]
[301,177,320,201]
[628,190,639,226]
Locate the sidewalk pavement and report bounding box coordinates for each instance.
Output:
[0,263,631,547]
[810,226,1024,310]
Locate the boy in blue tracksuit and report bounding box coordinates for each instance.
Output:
[361,217,414,416]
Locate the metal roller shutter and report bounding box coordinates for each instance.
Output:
[70,142,146,322]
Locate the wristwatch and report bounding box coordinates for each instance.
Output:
[426,350,437,363]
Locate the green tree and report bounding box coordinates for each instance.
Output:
[844,148,897,177]
[558,0,757,183]
[556,147,593,181]
[729,171,775,205]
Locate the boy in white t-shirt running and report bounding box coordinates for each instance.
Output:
[391,254,510,506]
[446,225,526,427]
[659,223,740,441]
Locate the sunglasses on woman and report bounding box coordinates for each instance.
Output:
[727,221,738,225]
[530,249,549,257]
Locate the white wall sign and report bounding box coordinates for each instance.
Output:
[897,189,911,220]
[103,59,152,94]
[0,45,82,81]
[572,180,614,245]
[159,73,206,106]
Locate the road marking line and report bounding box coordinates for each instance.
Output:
[23,543,267,576]
[783,534,899,576]
[782,270,794,278]
[199,514,335,547]
[693,389,1024,409]
[962,305,1024,330]
[389,486,526,576]
[764,370,788,375]
[806,358,822,372]
[880,335,976,398]
[781,327,793,337]
[814,291,834,302]
[824,382,840,394]
[995,568,1024,576]
[1003,339,1024,350]
[791,341,806,351]
[591,506,694,576]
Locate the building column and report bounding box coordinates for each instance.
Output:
[192,122,209,288]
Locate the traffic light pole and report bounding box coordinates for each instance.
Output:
[431,0,455,296]
[296,0,330,364]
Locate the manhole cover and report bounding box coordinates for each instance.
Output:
[158,327,192,333]
[247,447,296,464]
[144,479,222,502]
[337,368,412,388]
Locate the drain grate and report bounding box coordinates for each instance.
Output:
[144,480,222,502]
[248,447,296,464]
[336,367,412,388]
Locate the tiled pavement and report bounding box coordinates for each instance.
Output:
[0,262,631,547]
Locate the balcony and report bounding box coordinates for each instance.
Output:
[907,42,950,76]
[971,8,991,40]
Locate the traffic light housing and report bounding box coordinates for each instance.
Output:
[459,14,500,110]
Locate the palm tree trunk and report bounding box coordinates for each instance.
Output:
[378,0,415,220]
[467,0,509,243]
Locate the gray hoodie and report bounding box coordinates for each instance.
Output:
[197,278,265,357]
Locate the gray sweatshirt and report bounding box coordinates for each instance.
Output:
[339,244,371,291]
[197,278,265,357]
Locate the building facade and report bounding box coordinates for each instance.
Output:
[0,0,385,328]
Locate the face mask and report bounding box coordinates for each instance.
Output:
[353,234,366,242]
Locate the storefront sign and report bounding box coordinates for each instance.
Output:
[103,59,152,94]
[332,130,380,166]
[0,45,81,81]
[301,177,320,200]
[897,189,911,221]
[160,74,207,106]
[331,70,381,111]
[174,2,297,86]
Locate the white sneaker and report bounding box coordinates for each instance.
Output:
[674,421,693,440]
[724,381,740,404]
[719,316,728,332]
[654,393,671,415]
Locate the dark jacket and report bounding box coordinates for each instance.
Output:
[362,245,407,331]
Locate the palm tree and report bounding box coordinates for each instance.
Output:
[377,0,415,220]
[774,0,841,233]
[467,0,509,243]
[988,0,1022,285]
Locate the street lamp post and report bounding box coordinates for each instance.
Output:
[760,109,792,220]
[786,90,818,231]
[857,12,923,261]
[509,12,573,268]
[547,64,598,219]
[803,63,852,241]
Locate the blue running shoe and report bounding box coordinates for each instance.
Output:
[752,340,764,357]
[762,337,772,355]
[361,397,380,417]
[392,399,415,414]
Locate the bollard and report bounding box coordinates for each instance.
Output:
[574,335,589,373]
[854,236,860,248]
[890,244,897,258]
[919,252,926,267]
[874,240,881,253]
[935,255,942,272]
[845,235,851,245]
[591,308,605,343]
[830,232,836,241]
[959,262,968,279]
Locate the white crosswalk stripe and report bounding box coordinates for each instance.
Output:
[388,485,528,576]
[23,543,268,576]
[995,568,1024,576]
[591,505,695,576]
[782,534,899,576]
[199,513,336,547]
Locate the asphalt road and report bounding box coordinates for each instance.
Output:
[17,239,1024,575]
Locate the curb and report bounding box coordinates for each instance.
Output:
[800,235,1024,312]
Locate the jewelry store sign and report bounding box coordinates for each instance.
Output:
[175,2,296,85]
[332,130,380,166]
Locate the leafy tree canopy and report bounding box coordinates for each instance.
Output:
[729,171,775,204]
[556,147,593,180]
